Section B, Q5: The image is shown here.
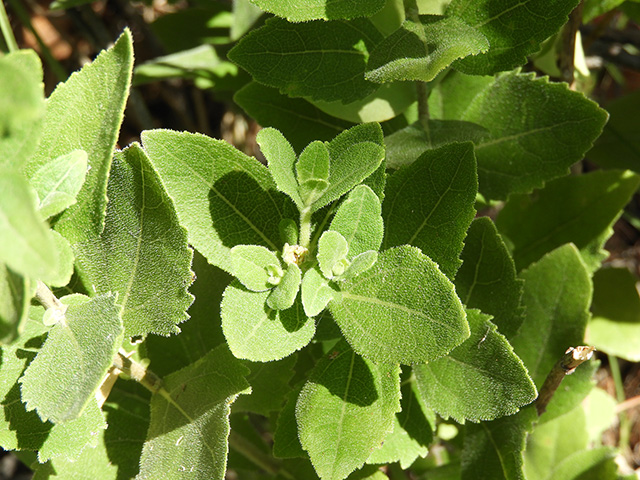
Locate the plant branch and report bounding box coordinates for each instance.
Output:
[559,1,583,88]
[34,280,64,311]
[0,0,18,52]
[609,355,631,456]
[535,345,595,416]
[113,349,163,394]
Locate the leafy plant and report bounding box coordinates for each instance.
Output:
[1,0,639,479]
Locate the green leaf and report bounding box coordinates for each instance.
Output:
[366,16,489,83]
[0,170,58,282]
[19,293,124,423]
[587,267,640,362]
[0,266,31,343]
[30,150,88,219]
[587,90,640,173]
[228,18,382,104]
[510,244,592,387]
[297,141,330,185]
[267,263,302,310]
[138,345,250,480]
[341,251,378,282]
[448,0,581,75]
[230,245,283,292]
[230,0,264,41]
[582,388,617,444]
[455,217,525,339]
[296,341,401,480]
[0,50,44,170]
[132,45,222,86]
[330,245,469,364]
[496,170,640,272]
[461,406,537,480]
[430,71,608,200]
[74,143,194,337]
[383,142,477,280]
[232,355,296,415]
[384,120,489,169]
[317,231,350,279]
[221,281,315,361]
[142,129,294,274]
[280,218,299,245]
[258,128,303,207]
[248,0,386,21]
[47,230,75,288]
[301,267,335,317]
[414,310,536,423]
[314,123,385,212]
[25,29,133,248]
[273,385,306,459]
[366,374,432,468]
[330,185,383,259]
[234,82,355,154]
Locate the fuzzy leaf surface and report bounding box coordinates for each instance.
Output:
[249,0,385,21]
[137,346,250,480]
[221,281,315,361]
[258,128,302,207]
[318,231,349,279]
[448,0,581,75]
[461,406,537,480]
[510,244,592,387]
[413,309,536,423]
[497,170,640,272]
[0,266,31,343]
[267,263,302,310]
[430,71,608,200]
[230,245,282,292]
[383,142,477,280]
[301,267,335,317]
[74,143,194,337]
[0,171,58,283]
[296,341,401,480]
[30,150,88,219]
[19,294,123,423]
[455,217,525,339]
[0,50,44,169]
[330,245,469,364]
[588,267,640,361]
[366,16,488,83]
[142,129,293,274]
[234,82,355,153]
[329,185,383,259]
[25,30,133,248]
[297,141,330,184]
[228,18,382,104]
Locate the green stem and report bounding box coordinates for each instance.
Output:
[113,349,163,394]
[609,355,631,455]
[0,0,18,52]
[228,431,294,479]
[299,206,313,249]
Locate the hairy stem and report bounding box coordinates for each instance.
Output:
[113,349,163,394]
[609,355,631,456]
[34,280,64,311]
[0,0,18,52]
[299,206,313,249]
[536,345,595,415]
[559,0,584,88]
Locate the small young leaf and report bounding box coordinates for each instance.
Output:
[257,128,303,207]
[413,310,536,423]
[461,406,537,480]
[510,244,592,387]
[20,293,124,423]
[301,267,335,317]
[0,171,58,283]
[330,185,383,259]
[300,179,330,207]
[366,16,489,83]
[314,123,385,212]
[142,129,293,274]
[330,245,469,364]
[340,251,378,282]
[317,231,350,280]
[280,218,299,245]
[496,170,640,272]
[228,18,382,104]
[296,141,330,185]
[25,29,133,245]
[221,281,315,362]
[267,263,302,310]
[74,143,194,337]
[448,0,581,75]
[138,346,250,480]
[230,245,283,292]
[0,265,31,343]
[30,150,88,219]
[455,217,525,339]
[47,230,75,288]
[429,71,608,200]
[296,341,401,480]
[249,0,385,22]
[383,142,477,280]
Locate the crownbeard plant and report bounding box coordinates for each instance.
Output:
[0,0,639,479]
